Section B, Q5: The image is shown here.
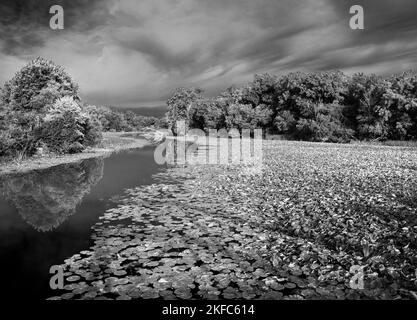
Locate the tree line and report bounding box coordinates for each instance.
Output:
[166,71,417,142]
[2,57,416,160]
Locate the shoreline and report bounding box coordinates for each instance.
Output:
[0,132,153,177]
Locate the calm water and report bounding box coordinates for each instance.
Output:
[0,146,163,300]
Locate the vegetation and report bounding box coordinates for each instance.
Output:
[84,104,167,133]
[166,87,203,135]
[0,58,101,159]
[166,71,417,143]
[0,58,166,162]
[2,57,416,162]
[50,141,417,300]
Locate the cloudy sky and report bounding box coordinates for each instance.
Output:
[1,0,417,109]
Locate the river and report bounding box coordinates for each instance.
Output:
[0,146,163,300]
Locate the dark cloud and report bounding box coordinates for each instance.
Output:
[114,33,202,72]
[0,0,114,54]
[0,0,417,107]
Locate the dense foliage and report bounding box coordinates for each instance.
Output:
[0,58,166,160]
[50,141,417,300]
[166,87,203,135]
[39,97,102,154]
[1,57,79,112]
[167,71,417,142]
[84,104,167,133]
[0,58,101,158]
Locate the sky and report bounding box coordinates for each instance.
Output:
[1,0,417,109]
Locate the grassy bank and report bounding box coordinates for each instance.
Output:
[0,132,153,177]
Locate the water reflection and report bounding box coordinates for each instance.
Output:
[0,158,104,232]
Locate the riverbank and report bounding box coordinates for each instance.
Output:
[0,132,153,177]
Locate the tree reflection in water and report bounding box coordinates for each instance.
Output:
[0,158,104,232]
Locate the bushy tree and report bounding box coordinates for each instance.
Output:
[189,98,226,131]
[250,73,278,107]
[345,73,391,140]
[166,87,203,135]
[124,111,160,129]
[83,115,103,147]
[39,97,101,154]
[84,105,163,132]
[220,86,250,105]
[224,103,270,131]
[0,120,37,158]
[272,71,351,140]
[123,111,141,130]
[104,108,129,132]
[84,105,125,131]
[1,57,79,112]
[274,110,296,133]
[0,58,87,158]
[253,104,274,130]
[384,71,417,140]
[275,71,347,116]
[294,104,354,142]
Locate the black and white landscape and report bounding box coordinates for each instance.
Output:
[0,0,416,303]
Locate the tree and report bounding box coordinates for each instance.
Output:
[224,103,269,131]
[275,71,347,117]
[189,98,226,131]
[294,104,354,143]
[384,71,417,140]
[274,110,296,134]
[250,73,278,107]
[1,57,79,112]
[217,75,277,133]
[346,73,391,140]
[39,96,101,154]
[166,87,203,135]
[83,105,112,130]
[220,74,277,110]
[104,108,129,132]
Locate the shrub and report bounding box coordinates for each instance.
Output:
[84,105,163,132]
[0,122,37,159]
[84,104,131,132]
[274,110,296,133]
[224,104,257,131]
[385,71,417,140]
[39,97,101,154]
[83,105,111,130]
[275,71,348,117]
[83,115,103,147]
